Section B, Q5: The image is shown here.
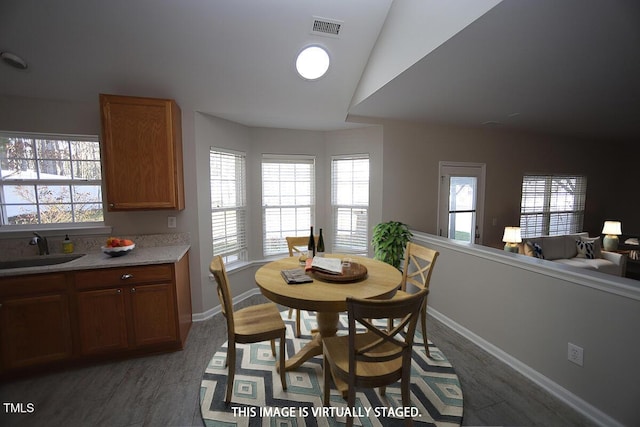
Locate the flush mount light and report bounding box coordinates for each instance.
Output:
[0,51,28,70]
[296,46,330,80]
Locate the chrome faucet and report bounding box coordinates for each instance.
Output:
[29,232,49,255]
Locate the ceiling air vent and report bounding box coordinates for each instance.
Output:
[311,17,343,38]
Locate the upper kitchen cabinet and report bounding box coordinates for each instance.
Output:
[99,94,185,211]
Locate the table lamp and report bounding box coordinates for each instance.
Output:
[502,227,522,253]
[602,220,622,251]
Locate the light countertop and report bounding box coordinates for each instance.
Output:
[0,245,190,277]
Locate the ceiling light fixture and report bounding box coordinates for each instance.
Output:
[1,51,28,70]
[296,45,330,80]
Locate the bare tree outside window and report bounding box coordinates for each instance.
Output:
[0,133,104,226]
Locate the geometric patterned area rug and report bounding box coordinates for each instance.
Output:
[200,310,463,426]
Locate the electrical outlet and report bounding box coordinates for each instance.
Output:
[167,216,177,229]
[568,343,584,366]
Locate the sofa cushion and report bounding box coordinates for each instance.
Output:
[555,258,597,271]
[555,257,620,275]
[576,240,595,259]
[541,236,569,260]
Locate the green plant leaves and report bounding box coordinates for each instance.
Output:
[371,221,413,270]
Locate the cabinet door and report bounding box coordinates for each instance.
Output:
[100,94,184,210]
[77,288,128,355]
[129,283,178,347]
[0,294,72,370]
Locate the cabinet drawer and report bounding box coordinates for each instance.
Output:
[75,264,173,290]
[0,273,68,298]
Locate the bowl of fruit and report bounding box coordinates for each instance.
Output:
[102,237,135,257]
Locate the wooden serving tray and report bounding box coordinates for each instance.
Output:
[310,262,368,283]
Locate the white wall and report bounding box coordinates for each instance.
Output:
[414,231,640,427]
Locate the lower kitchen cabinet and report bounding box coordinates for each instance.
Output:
[77,287,128,355]
[74,255,189,356]
[76,282,178,355]
[0,273,73,372]
[0,252,191,378]
[129,283,178,347]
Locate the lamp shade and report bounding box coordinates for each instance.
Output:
[502,227,522,243]
[602,221,622,235]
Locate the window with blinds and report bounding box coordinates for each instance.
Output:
[331,155,369,254]
[519,174,587,238]
[210,148,247,264]
[262,155,315,256]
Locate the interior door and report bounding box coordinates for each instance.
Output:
[438,162,486,244]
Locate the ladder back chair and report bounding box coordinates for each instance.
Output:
[322,288,429,427]
[285,235,315,337]
[209,256,287,403]
[389,242,439,356]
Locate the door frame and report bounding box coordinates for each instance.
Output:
[437,161,486,245]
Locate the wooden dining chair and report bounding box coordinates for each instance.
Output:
[322,288,428,427]
[209,256,287,404]
[388,242,439,356]
[285,235,315,337]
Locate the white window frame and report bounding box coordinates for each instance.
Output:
[261,154,315,256]
[331,154,370,255]
[210,147,247,265]
[519,174,587,238]
[0,131,104,229]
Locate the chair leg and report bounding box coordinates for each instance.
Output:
[270,339,276,356]
[279,332,287,391]
[401,360,413,426]
[225,343,236,404]
[421,305,430,357]
[347,383,355,427]
[288,307,294,319]
[322,354,330,406]
[295,309,301,338]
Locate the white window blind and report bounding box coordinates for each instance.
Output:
[0,132,103,226]
[210,148,247,264]
[520,174,587,238]
[262,155,315,256]
[331,155,369,254]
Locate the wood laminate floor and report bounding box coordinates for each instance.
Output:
[1,295,598,427]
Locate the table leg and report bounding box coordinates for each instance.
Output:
[284,311,339,371]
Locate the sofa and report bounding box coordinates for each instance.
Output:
[519,233,626,276]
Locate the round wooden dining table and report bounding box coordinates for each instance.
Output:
[255,254,402,370]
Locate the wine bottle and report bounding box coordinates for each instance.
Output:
[307,226,316,258]
[317,228,325,257]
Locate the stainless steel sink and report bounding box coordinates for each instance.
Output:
[0,254,85,270]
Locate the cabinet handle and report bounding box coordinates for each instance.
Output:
[121,274,134,280]
[131,288,136,293]
[116,289,122,294]
[109,203,114,207]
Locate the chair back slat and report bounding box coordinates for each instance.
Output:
[347,288,428,366]
[286,236,317,256]
[209,255,235,333]
[402,242,439,292]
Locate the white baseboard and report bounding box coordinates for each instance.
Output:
[428,307,623,427]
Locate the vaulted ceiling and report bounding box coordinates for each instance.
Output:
[1,0,638,141]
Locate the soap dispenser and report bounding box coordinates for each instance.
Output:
[62,234,74,254]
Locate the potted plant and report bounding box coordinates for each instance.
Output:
[371,221,413,270]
